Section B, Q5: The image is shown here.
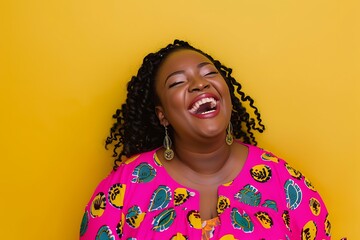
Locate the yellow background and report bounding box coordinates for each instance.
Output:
[1,0,359,239]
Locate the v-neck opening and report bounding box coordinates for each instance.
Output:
[153,141,254,220]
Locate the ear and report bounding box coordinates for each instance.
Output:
[155,105,169,126]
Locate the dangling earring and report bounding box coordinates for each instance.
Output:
[163,125,174,161]
[226,122,233,146]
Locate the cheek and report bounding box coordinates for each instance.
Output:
[171,94,185,110]
[219,83,233,117]
[161,90,185,116]
[227,92,232,108]
[217,82,232,105]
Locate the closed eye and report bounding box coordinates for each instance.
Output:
[168,81,184,88]
[205,71,219,77]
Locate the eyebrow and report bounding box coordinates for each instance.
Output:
[164,62,212,85]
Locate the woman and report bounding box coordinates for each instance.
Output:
[80,40,331,239]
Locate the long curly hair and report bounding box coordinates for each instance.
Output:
[106,40,265,169]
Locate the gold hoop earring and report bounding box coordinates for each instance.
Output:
[226,122,233,146]
[163,126,174,160]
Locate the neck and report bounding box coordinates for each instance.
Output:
[172,134,233,183]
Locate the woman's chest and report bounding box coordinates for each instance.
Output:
[118,181,292,239]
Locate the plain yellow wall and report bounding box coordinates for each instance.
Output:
[1,0,359,239]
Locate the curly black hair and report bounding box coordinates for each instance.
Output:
[106,40,265,169]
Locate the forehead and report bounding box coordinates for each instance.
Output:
[156,49,212,75]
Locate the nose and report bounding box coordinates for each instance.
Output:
[188,76,210,92]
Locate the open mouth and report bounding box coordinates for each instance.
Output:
[188,97,218,115]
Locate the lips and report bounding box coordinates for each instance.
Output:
[188,93,220,118]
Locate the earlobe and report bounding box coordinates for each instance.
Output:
[155,106,169,126]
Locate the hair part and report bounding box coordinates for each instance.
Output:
[106,40,265,170]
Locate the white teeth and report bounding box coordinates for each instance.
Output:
[201,109,216,115]
[189,97,217,114]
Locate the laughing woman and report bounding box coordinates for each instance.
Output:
[80,40,331,239]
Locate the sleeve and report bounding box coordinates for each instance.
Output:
[279,159,331,239]
[79,171,127,240]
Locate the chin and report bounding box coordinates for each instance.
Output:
[198,126,225,139]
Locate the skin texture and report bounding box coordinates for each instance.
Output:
[154,49,248,220]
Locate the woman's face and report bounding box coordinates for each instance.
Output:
[154,49,232,142]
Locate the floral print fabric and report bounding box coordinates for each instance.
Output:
[80,144,331,239]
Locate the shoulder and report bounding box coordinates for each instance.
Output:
[245,144,302,177]
[246,144,330,236]
[244,144,320,201]
[245,143,284,168]
[80,149,160,239]
[85,149,159,211]
[104,148,160,186]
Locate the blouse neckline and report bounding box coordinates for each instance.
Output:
[153,141,252,193]
[151,141,254,222]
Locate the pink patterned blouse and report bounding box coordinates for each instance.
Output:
[80,144,331,239]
